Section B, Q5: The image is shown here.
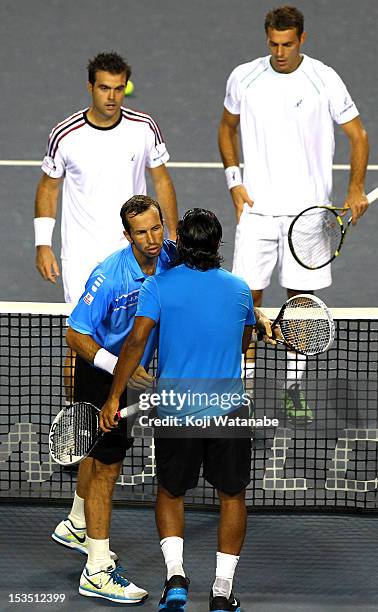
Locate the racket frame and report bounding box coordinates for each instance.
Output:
[49,400,141,466]
[288,205,346,270]
[270,294,335,356]
[288,187,378,270]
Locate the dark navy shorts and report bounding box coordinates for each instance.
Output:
[74,356,134,465]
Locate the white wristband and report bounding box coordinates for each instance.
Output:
[225,166,242,190]
[94,348,118,375]
[34,217,56,247]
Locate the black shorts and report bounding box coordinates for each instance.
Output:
[155,436,251,497]
[74,356,134,465]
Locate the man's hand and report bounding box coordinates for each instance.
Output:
[36,245,60,282]
[128,365,154,390]
[344,189,369,225]
[231,185,253,223]
[99,397,120,432]
[256,314,277,345]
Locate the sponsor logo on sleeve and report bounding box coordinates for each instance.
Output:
[83,292,94,305]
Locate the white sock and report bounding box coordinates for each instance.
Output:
[68,491,86,529]
[160,536,185,579]
[86,536,113,573]
[212,552,240,598]
[286,352,306,389]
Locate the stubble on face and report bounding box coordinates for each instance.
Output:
[267,27,306,74]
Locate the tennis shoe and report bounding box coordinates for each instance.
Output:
[209,589,240,611]
[52,518,118,562]
[282,383,314,425]
[79,563,148,604]
[158,574,190,610]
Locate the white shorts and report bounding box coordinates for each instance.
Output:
[232,207,332,291]
[62,256,102,304]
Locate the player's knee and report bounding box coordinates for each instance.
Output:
[92,458,122,483]
[218,489,246,504]
[286,288,313,298]
[251,289,263,307]
[157,484,183,501]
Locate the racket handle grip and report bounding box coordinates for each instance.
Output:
[118,401,141,420]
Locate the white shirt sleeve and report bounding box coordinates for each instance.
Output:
[41,145,66,178]
[223,68,242,115]
[326,67,359,125]
[146,141,170,168]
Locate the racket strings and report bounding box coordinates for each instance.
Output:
[290,209,342,268]
[278,296,333,355]
[280,316,331,354]
[51,403,99,463]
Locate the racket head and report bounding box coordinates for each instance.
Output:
[49,402,101,466]
[274,294,335,356]
[288,206,344,270]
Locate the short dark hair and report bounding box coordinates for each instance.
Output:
[87,51,132,85]
[174,208,223,271]
[264,6,304,37]
[120,195,163,233]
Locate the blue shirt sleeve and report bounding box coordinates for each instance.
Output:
[67,268,112,335]
[136,277,161,323]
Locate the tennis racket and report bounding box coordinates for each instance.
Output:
[49,400,142,466]
[288,187,378,270]
[260,294,335,356]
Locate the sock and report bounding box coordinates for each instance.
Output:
[286,352,306,389]
[212,552,240,599]
[86,536,113,573]
[68,491,86,529]
[160,536,185,579]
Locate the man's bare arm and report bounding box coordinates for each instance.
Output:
[34,173,62,282]
[218,108,253,222]
[149,165,178,240]
[242,326,254,354]
[66,326,154,390]
[66,327,101,363]
[100,316,156,431]
[340,116,369,224]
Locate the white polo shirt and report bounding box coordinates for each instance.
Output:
[224,54,359,215]
[42,106,169,262]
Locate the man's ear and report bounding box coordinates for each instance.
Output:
[299,31,307,46]
[123,229,132,243]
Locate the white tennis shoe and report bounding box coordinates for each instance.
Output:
[79,563,148,604]
[52,518,118,562]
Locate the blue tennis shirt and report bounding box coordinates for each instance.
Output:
[136,264,255,417]
[68,240,176,366]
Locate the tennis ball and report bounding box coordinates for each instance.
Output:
[124,80,135,96]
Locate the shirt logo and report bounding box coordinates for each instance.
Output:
[295,98,303,107]
[83,292,94,305]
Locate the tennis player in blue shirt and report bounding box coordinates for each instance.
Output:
[52,195,175,604]
[101,209,272,612]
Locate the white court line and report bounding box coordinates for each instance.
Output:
[0,160,378,170]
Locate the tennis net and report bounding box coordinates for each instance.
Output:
[1,302,377,512]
